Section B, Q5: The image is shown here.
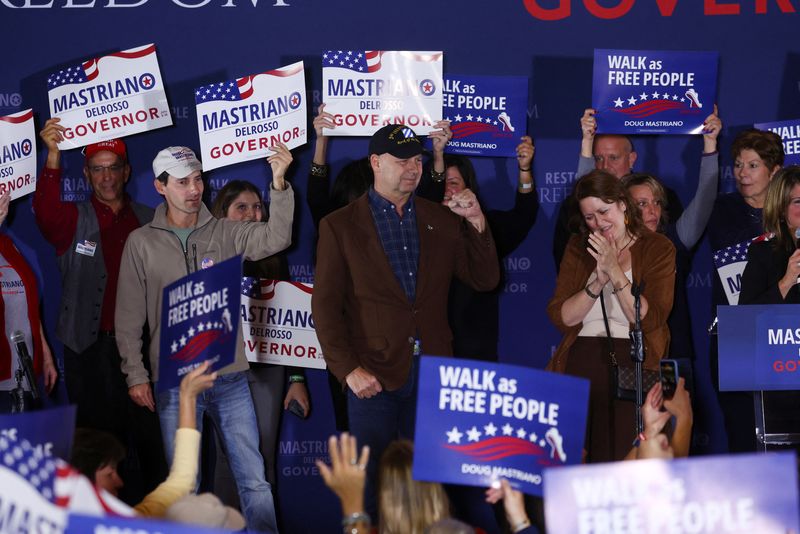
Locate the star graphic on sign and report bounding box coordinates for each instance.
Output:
[529,432,538,442]
[188,327,195,337]
[639,92,648,100]
[357,52,363,58]
[680,97,685,102]
[613,97,624,108]
[539,439,546,447]
[502,423,514,436]
[206,321,213,330]
[422,81,433,93]
[323,53,328,59]
[466,114,474,121]
[454,114,462,122]
[672,94,679,101]
[141,75,153,88]
[484,422,497,436]
[195,90,201,96]
[291,94,300,106]
[516,428,527,439]
[493,120,498,125]
[198,322,205,332]
[446,426,463,444]
[171,341,178,353]
[466,427,481,442]
[358,66,364,71]
[476,116,483,123]
[627,96,637,106]
[179,335,187,347]
[652,91,661,99]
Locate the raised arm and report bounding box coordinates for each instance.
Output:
[675,105,721,249]
[32,118,77,255]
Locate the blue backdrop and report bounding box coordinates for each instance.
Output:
[2,1,798,532]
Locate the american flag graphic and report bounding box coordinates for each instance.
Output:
[322,50,383,73]
[1,432,64,504]
[195,79,252,104]
[0,432,132,515]
[168,320,229,363]
[447,113,503,139]
[0,109,34,124]
[609,91,693,118]
[442,422,565,466]
[242,277,277,300]
[713,234,769,269]
[47,44,156,90]
[47,63,95,89]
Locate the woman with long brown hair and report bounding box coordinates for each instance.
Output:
[547,170,676,462]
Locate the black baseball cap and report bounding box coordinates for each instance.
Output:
[368,124,423,158]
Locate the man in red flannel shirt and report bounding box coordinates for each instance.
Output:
[33,118,164,503]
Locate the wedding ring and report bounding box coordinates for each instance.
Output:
[350,458,358,465]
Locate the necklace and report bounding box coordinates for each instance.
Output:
[617,234,634,254]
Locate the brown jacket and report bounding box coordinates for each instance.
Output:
[312,194,499,390]
[546,231,676,373]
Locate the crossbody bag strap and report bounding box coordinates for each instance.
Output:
[599,292,618,366]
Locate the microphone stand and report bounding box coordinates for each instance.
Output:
[629,281,646,435]
[10,368,26,413]
[10,344,39,413]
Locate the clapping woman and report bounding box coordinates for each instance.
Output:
[547,171,675,462]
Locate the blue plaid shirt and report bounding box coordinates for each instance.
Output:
[367,188,420,303]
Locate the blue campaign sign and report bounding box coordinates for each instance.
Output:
[754,118,800,166]
[592,49,718,135]
[544,452,799,534]
[0,405,76,460]
[157,255,241,392]
[412,356,589,497]
[718,304,800,391]
[66,513,231,533]
[443,75,528,157]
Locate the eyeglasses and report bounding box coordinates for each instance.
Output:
[87,164,125,175]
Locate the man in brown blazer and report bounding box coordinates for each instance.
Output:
[312,123,500,518]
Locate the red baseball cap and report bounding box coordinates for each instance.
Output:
[84,139,127,161]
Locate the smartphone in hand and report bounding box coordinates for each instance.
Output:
[660,359,679,400]
[287,399,306,418]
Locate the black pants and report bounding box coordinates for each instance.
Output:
[64,334,167,504]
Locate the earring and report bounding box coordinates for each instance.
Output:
[624,212,629,225]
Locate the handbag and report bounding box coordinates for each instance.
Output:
[599,292,659,401]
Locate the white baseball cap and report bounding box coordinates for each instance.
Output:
[152,146,202,179]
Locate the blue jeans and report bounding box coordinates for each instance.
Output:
[347,357,419,520]
[157,371,278,534]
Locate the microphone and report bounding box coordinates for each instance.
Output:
[10,330,39,401]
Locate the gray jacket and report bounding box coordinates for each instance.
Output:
[115,184,294,387]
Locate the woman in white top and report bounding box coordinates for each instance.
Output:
[547,170,676,462]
